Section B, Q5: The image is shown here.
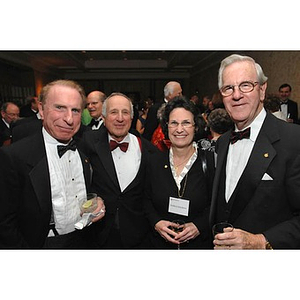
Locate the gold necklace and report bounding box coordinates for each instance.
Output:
[173,148,195,172]
[178,173,188,198]
[174,156,191,172]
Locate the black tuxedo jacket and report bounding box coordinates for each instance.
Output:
[286,99,298,123]
[0,119,11,146]
[210,112,300,248]
[0,129,92,248]
[82,126,159,248]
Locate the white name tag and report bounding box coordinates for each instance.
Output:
[168,197,190,216]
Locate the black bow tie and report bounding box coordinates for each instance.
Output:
[109,140,129,152]
[280,101,288,105]
[57,140,77,158]
[230,127,251,144]
[90,119,100,127]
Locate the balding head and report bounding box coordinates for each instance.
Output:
[86,90,106,119]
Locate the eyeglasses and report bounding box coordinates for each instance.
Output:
[167,120,195,128]
[220,81,259,97]
[5,112,19,117]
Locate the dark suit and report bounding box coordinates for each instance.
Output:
[19,104,38,118]
[82,126,159,248]
[0,129,92,248]
[0,119,11,146]
[280,99,298,123]
[144,149,215,249]
[210,112,300,249]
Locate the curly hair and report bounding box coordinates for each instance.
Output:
[160,96,205,140]
[207,108,233,134]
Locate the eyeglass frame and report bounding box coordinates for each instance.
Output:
[4,112,20,118]
[167,120,195,128]
[220,81,259,97]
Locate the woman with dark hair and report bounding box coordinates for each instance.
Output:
[144,96,215,249]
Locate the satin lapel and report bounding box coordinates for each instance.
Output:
[27,133,52,215]
[229,114,279,223]
[209,130,231,226]
[94,128,120,190]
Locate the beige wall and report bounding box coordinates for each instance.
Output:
[246,51,300,114]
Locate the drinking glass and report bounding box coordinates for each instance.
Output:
[80,193,98,214]
[212,222,234,237]
[170,219,185,250]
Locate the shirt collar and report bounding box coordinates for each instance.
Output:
[234,108,266,142]
[108,133,130,143]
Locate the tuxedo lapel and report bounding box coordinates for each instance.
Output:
[228,114,279,223]
[27,133,52,215]
[209,130,231,226]
[94,128,120,190]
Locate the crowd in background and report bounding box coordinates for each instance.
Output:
[1,54,300,249]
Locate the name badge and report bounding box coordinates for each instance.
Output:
[168,197,189,216]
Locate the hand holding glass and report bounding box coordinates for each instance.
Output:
[170,220,185,250]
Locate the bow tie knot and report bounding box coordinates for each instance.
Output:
[57,140,77,158]
[90,118,100,127]
[230,127,251,144]
[109,140,129,152]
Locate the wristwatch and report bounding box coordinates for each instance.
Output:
[264,236,273,250]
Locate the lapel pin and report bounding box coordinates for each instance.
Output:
[164,165,168,169]
[264,153,269,158]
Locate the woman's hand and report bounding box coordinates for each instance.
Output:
[154,220,180,244]
[175,222,200,243]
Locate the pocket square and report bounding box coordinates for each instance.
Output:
[262,173,273,181]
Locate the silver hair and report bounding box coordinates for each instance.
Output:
[102,92,134,118]
[163,81,180,98]
[218,54,268,89]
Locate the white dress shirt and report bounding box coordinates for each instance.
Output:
[280,102,288,119]
[43,128,86,235]
[91,117,103,130]
[225,109,266,202]
[109,133,141,192]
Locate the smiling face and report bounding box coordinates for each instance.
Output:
[168,108,195,148]
[221,60,267,130]
[39,85,82,143]
[103,95,132,141]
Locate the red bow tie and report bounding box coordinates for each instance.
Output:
[230,127,251,144]
[109,140,129,152]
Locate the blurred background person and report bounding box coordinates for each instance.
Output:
[278,83,298,123]
[264,94,287,121]
[86,90,106,130]
[0,102,19,146]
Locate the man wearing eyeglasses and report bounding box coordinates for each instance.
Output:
[0,102,20,146]
[209,54,300,249]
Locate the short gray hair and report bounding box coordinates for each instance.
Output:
[218,54,268,89]
[102,92,134,118]
[163,81,180,98]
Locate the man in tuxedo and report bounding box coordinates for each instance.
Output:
[19,96,40,118]
[143,81,182,140]
[278,83,298,123]
[0,102,20,146]
[82,92,159,249]
[210,54,300,249]
[86,90,106,130]
[0,80,105,248]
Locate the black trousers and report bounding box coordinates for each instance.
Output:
[43,230,88,249]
